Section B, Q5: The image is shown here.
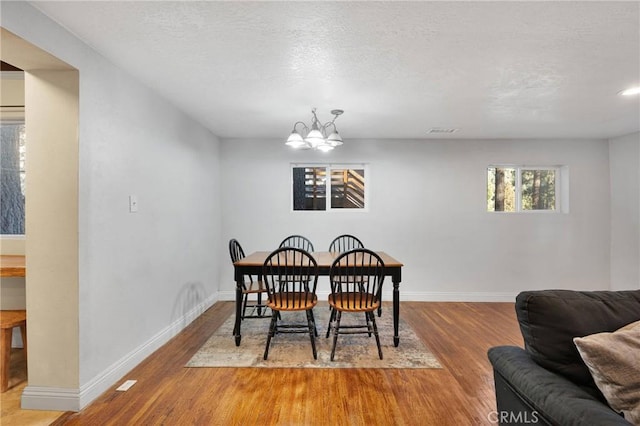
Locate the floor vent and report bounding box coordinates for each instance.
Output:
[427,128,459,134]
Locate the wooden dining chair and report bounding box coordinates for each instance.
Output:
[278,235,314,252]
[327,248,386,361]
[277,235,317,337]
[328,234,364,253]
[229,239,269,320]
[262,247,319,360]
[325,234,366,338]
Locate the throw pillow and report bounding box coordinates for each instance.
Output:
[574,320,640,425]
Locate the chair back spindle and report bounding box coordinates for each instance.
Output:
[278,235,315,252]
[229,238,245,263]
[263,248,318,308]
[328,234,364,253]
[330,249,384,311]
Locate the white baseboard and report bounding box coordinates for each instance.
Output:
[21,386,81,411]
[218,290,517,303]
[21,293,218,412]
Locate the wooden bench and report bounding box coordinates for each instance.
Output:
[1,310,27,392]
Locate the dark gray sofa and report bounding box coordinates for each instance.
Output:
[488,289,640,425]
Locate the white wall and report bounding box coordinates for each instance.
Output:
[77,57,222,389]
[220,137,611,301]
[609,131,640,290]
[2,2,222,410]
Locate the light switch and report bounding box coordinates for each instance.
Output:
[129,195,138,213]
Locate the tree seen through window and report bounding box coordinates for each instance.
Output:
[487,167,557,212]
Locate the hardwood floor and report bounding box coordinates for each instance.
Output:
[6,301,523,426]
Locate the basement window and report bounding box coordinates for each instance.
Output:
[487,166,568,213]
[292,164,367,211]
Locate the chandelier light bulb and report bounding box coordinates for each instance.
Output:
[327,131,343,147]
[286,131,307,149]
[285,108,345,152]
[305,129,325,147]
[317,145,334,152]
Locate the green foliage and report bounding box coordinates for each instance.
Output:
[487,167,555,212]
[521,170,555,210]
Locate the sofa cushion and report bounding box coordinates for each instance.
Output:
[574,320,640,424]
[515,290,640,388]
[488,346,633,425]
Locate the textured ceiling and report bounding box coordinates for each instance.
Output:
[31,1,640,140]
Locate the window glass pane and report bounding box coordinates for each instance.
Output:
[1,123,26,234]
[292,167,326,210]
[521,169,555,210]
[487,167,516,212]
[330,168,365,209]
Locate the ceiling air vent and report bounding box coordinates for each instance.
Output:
[427,128,459,134]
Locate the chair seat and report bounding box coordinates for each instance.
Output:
[328,293,380,312]
[268,292,318,311]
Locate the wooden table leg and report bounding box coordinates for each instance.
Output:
[1,327,11,392]
[393,279,400,347]
[233,281,243,346]
[19,323,26,374]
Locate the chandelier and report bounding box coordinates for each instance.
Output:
[285,108,344,152]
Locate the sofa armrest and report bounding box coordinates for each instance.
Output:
[488,346,632,426]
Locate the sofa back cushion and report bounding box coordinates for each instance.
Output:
[516,290,640,388]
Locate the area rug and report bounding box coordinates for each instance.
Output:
[186,303,442,369]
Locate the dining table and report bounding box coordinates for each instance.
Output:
[0,255,26,277]
[233,250,404,347]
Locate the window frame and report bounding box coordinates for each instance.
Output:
[1,120,26,236]
[290,163,369,213]
[1,70,26,236]
[487,165,564,214]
